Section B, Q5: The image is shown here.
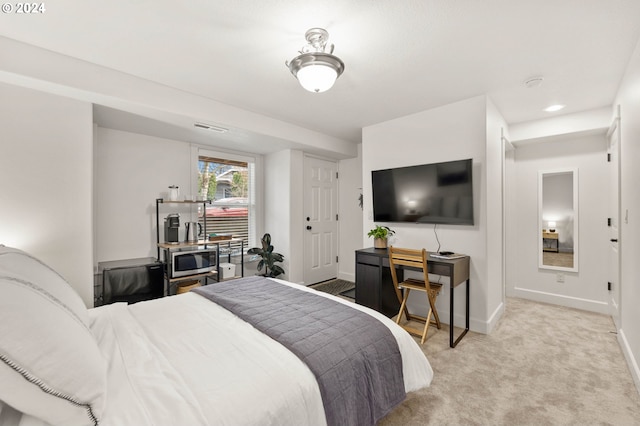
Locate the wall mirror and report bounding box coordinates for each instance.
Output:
[538,168,578,272]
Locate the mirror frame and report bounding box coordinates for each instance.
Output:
[538,168,579,272]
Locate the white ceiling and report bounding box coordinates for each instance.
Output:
[1,0,639,152]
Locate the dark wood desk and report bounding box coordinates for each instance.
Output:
[355,247,470,348]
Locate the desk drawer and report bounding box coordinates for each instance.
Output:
[356,253,380,266]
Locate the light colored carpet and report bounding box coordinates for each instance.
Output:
[380,297,640,425]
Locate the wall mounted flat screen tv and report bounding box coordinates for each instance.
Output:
[371,158,474,225]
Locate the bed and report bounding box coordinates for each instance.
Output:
[0,245,433,426]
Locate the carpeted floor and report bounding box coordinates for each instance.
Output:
[380,297,640,425]
[309,281,640,424]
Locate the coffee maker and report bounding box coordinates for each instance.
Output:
[164,214,180,244]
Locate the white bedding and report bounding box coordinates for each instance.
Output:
[3,278,433,426]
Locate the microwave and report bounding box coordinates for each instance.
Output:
[169,248,217,278]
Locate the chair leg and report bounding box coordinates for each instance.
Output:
[396,288,410,325]
[421,307,433,344]
[428,289,442,329]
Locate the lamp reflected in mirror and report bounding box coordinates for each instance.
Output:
[539,169,578,272]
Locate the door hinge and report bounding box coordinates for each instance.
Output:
[607,153,611,162]
[607,217,612,227]
[336,171,339,179]
[336,214,339,221]
[608,282,612,291]
[336,256,339,263]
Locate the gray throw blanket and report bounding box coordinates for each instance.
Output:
[193,276,406,426]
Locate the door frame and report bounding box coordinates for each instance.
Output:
[607,107,622,328]
[501,129,515,305]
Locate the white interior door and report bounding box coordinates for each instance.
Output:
[303,156,338,285]
[607,116,621,328]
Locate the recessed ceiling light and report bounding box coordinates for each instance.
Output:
[544,104,566,112]
[194,122,228,133]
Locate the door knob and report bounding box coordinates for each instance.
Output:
[306,226,312,230]
[611,238,618,242]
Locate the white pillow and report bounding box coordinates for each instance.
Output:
[0,246,89,328]
[0,246,106,426]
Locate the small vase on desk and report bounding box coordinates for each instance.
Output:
[374,238,387,249]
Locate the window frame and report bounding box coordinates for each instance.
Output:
[193,146,263,251]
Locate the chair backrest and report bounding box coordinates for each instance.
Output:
[388,246,430,291]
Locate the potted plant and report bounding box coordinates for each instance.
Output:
[367,225,395,249]
[247,233,285,278]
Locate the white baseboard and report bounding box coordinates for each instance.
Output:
[431,309,497,335]
[486,301,505,334]
[511,287,609,314]
[427,301,504,335]
[406,291,504,335]
[618,328,640,396]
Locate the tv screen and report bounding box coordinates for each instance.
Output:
[371,159,474,225]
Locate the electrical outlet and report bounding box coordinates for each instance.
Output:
[556,273,565,283]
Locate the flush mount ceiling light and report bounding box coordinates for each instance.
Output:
[286,28,345,93]
[544,104,566,112]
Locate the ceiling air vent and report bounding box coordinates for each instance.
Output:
[194,122,228,133]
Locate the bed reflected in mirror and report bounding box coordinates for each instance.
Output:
[539,169,578,272]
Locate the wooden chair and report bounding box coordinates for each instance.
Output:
[388,246,442,344]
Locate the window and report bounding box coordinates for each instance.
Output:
[197,152,256,251]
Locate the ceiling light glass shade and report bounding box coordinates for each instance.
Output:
[286,28,345,93]
[288,53,344,93]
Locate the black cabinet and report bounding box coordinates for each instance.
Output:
[355,248,401,318]
[96,257,164,306]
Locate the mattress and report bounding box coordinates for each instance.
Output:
[93,278,432,425]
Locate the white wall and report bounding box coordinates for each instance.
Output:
[485,98,508,330]
[0,37,357,159]
[362,95,493,333]
[290,151,304,283]
[95,127,193,262]
[508,133,609,313]
[264,149,299,282]
[614,35,640,392]
[0,83,94,306]
[338,144,363,282]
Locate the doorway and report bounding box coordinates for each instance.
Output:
[303,156,338,284]
[607,114,621,328]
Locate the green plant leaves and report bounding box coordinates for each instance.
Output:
[249,233,285,278]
